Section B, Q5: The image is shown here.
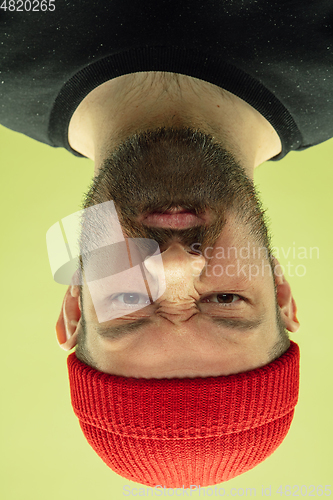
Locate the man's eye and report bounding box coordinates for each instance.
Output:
[110,293,151,308]
[201,293,242,305]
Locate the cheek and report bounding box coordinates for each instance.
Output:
[199,257,251,288]
[203,253,274,287]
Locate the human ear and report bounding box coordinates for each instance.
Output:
[55,285,82,350]
[272,258,300,333]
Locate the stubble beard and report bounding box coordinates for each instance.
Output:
[82,126,271,255]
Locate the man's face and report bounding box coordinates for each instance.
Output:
[74,126,296,378]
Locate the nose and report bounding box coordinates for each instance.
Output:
[143,242,206,305]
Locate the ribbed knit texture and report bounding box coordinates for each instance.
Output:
[68,341,299,488]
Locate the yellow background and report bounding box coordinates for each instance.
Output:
[0,124,332,499]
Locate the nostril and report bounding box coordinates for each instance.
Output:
[159,242,205,259]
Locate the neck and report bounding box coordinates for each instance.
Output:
[68,72,282,178]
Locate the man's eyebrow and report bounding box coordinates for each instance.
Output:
[96,317,153,340]
[96,314,264,341]
[210,315,264,330]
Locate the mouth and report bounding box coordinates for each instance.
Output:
[138,207,210,229]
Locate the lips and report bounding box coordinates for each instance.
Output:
[139,208,209,229]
